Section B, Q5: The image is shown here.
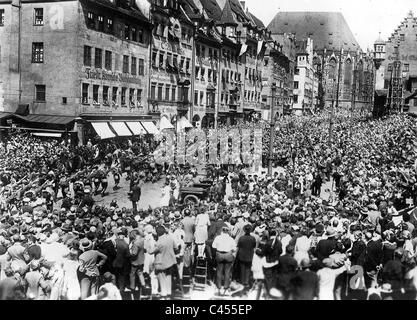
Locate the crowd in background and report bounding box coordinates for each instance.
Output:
[1,113,417,300]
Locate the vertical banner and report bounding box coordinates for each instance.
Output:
[229,128,241,166]
[241,129,251,165]
[176,131,186,165]
[185,129,207,166]
[253,128,262,172]
[153,130,175,165]
[218,128,229,165]
[208,129,218,165]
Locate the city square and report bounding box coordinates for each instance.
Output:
[1,0,417,302]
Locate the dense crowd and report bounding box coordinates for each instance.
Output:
[1,112,417,300]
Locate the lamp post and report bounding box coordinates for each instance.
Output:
[268,82,277,175]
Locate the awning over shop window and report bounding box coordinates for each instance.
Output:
[32,132,62,138]
[109,122,132,136]
[91,122,116,139]
[14,114,75,125]
[126,122,147,135]
[140,121,159,135]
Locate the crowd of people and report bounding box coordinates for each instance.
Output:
[1,112,417,300]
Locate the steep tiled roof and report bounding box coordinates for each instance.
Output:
[248,12,265,30]
[267,12,361,52]
[218,0,238,25]
[199,0,223,21]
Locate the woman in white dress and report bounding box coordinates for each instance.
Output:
[224,174,233,203]
[294,228,312,266]
[61,248,81,300]
[194,211,211,258]
[160,181,171,207]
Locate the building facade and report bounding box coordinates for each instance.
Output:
[293,38,318,115]
[377,11,417,113]
[0,0,153,142]
[268,11,374,114]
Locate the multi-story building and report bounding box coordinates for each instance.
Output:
[268,11,374,113]
[0,0,154,143]
[293,38,317,115]
[148,0,195,130]
[376,11,417,113]
[261,32,295,120]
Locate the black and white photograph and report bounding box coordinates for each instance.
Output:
[0,0,417,304]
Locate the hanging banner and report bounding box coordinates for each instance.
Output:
[208,129,218,166]
[176,131,186,165]
[257,40,264,56]
[239,43,248,57]
[241,129,251,164]
[185,129,207,166]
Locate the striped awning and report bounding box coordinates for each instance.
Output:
[91,122,116,139]
[140,121,159,135]
[109,122,132,136]
[126,122,147,135]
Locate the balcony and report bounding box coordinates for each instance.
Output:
[177,99,190,112]
[206,105,215,114]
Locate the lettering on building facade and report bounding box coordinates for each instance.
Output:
[387,55,417,61]
[84,68,143,85]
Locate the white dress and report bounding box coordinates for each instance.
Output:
[294,236,311,265]
[194,213,210,244]
[62,259,81,300]
[160,185,171,207]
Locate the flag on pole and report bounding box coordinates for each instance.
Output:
[239,43,248,57]
[257,40,264,56]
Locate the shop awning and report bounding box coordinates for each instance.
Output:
[140,121,159,135]
[32,132,62,138]
[14,114,75,125]
[91,122,116,139]
[109,122,132,136]
[126,122,147,135]
[160,117,175,130]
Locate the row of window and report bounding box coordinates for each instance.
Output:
[151,49,191,74]
[244,90,261,103]
[387,63,410,72]
[195,66,218,83]
[220,92,240,106]
[150,83,191,102]
[0,9,4,26]
[153,23,193,44]
[86,11,145,44]
[83,46,145,75]
[194,90,216,107]
[82,83,143,106]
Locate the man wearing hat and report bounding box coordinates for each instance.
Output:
[236,224,256,289]
[315,227,338,261]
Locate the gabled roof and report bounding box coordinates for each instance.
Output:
[248,12,265,30]
[199,0,223,21]
[218,0,237,25]
[267,12,361,52]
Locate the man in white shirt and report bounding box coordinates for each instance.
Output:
[212,227,237,295]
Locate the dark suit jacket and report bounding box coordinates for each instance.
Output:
[364,240,383,272]
[315,238,337,261]
[237,234,257,262]
[99,239,117,274]
[113,238,130,271]
[131,185,141,202]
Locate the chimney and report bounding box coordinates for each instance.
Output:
[240,1,245,10]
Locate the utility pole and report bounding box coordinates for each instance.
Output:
[268,83,277,175]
